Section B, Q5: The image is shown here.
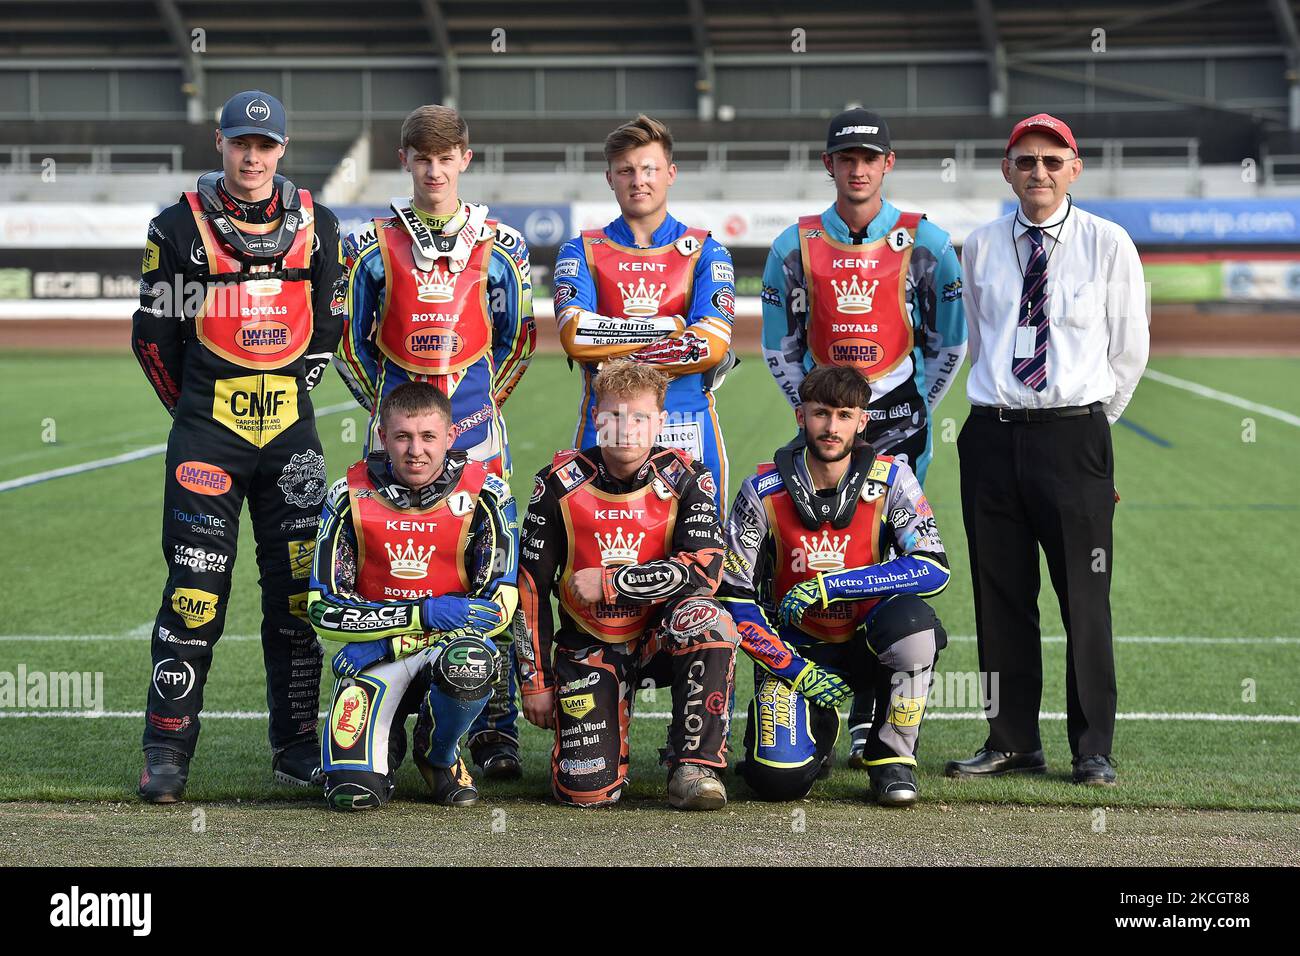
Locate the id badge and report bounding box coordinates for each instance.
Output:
[1014,326,1036,359]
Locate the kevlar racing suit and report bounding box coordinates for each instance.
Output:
[553,214,736,512]
[762,200,967,486]
[515,446,739,806]
[335,199,534,763]
[308,451,519,809]
[131,172,344,759]
[719,437,950,800]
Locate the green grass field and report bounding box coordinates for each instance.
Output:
[1,351,1298,865]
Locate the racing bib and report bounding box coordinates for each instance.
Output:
[581,227,707,322]
[558,479,677,643]
[347,459,487,602]
[799,212,920,382]
[375,220,495,375]
[187,190,315,369]
[761,459,890,643]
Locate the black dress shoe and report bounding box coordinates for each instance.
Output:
[944,747,1047,778]
[1072,754,1117,786]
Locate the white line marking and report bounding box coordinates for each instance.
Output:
[0,401,359,493]
[6,634,1299,646]
[1143,368,1300,428]
[0,709,1295,724]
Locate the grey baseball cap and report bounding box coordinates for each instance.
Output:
[219,90,287,144]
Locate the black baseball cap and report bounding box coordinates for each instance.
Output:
[219,90,287,144]
[825,109,891,155]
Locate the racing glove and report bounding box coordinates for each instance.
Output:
[778,578,827,629]
[791,660,852,709]
[331,639,391,678]
[419,595,505,635]
[303,352,333,392]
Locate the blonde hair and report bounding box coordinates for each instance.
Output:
[603,114,673,165]
[400,105,469,155]
[593,359,669,409]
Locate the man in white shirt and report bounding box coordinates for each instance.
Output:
[945,113,1149,787]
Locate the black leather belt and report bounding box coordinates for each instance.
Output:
[971,402,1101,422]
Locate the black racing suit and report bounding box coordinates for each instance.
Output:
[515,446,739,806]
[132,174,345,758]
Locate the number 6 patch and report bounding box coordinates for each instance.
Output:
[887,227,913,251]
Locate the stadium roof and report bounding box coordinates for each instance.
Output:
[0,0,1290,59]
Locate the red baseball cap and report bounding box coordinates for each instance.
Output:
[1006,113,1078,154]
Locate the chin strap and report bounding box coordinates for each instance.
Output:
[773,433,876,531]
[196,171,304,265]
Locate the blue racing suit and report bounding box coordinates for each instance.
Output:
[553,213,736,510]
[762,200,966,486]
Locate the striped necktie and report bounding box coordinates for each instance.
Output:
[1013,226,1049,391]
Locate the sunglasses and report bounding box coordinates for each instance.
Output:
[1010,154,1073,172]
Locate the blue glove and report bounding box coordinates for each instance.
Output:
[778,577,826,628]
[419,595,505,634]
[331,639,391,678]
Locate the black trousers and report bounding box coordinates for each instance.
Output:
[143,414,325,757]
[957,406,1117,758]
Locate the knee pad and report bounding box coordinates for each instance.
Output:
[323,770,393,811]
[431,635,499,701]
[663,598,739,649]
[866,595,947,654]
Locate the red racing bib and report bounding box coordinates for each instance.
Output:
[799,212,921,382]
[375,220,496,375]
[187,190,315,369]
[347,460,488,602]
[761,459,890,643]
[581,227,707,321]
[558,478,678,643]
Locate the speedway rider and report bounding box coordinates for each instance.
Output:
[308,382,518,809]
[720,365,950,805]
[552,114,737,512]
[131,90,344,802]
[761,109,966,766]
[515,360,739,810]
[334,104,535,779]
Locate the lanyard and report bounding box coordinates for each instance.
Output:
[1012,193,1071,279]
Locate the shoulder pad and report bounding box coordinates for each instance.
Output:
[493,220,525,247]
[753,464,784,499]
[325,476,350,510]
[867,456,895,483]
[547,449,596,497]
[643,447,695,497]
[862,455,895,502]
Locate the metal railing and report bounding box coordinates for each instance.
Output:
[466,137,1201,176]
[0,144,184,175]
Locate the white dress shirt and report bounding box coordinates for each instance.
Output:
[961,196,1149,423]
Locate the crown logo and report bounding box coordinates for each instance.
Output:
[410,265,457,303]
[799,531,850,571]
[617,278,666,317]
[831,276,879,314]
[385,538,435,579]
[594,526,645,566]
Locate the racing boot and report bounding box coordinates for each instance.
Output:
[868,763,919,807]
[139,747,190,804]
[272,738,323,789]
[667,763,727,811]
[470,734,523,781]
[416,754,480,807]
